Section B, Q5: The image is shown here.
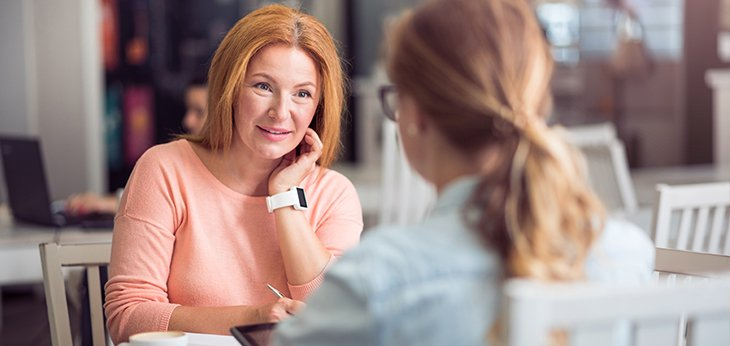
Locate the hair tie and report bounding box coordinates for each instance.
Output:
[505,136,530,244]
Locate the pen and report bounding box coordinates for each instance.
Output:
[266,283,285,299]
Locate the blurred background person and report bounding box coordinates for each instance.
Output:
[182,69,210,135]
[64,75,209,217]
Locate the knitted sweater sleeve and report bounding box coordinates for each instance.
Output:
[104,147,182,344]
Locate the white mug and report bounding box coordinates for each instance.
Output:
[118,331,188,346]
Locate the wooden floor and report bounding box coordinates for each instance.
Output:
[0,284,52,346]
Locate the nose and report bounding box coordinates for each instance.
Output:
[268,94,291,120]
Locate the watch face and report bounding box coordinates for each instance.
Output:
[296,187,307,208]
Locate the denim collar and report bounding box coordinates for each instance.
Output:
[431,176,481,216]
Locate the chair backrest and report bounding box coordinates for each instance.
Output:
[502,279,730,346]
[40,242,112,346]
[379,119,436,226]
[579,140,638,214]
[655,248,730,279]
[651,248,730,346]
[564,123,638,214]
[651,182,730,254]
[563,122,618,146]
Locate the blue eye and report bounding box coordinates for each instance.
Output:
[254,82,272,92]
[297,90,312,98]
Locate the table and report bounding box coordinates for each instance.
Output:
[188,333,240,346]
[0,204,112,329]
[0,205,113,285]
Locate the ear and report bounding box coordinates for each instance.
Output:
[399,93,430,137]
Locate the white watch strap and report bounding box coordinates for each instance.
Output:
[266,187,307,213]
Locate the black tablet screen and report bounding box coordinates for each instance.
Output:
[230,323,277,346]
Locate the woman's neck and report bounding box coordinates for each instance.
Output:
[428,143,497,194]
[231,139,283,196]
[194,139,281,196]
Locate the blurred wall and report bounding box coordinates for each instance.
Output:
[550,0,687,167]
[0,1,33,204]
[0,1,32,135]
[352,0,420,77]
[684,0,730,164]
[0,0,104,201]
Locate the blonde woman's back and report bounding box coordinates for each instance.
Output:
[273,178,654,346]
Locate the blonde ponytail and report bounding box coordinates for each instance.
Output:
[503,124,604,280]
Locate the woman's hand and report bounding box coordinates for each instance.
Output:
[65,192,118,215]
[268,128,323,195]
[167,300,306,337]
[256,298,306,323]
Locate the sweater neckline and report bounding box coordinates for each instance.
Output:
[179,139,267,202]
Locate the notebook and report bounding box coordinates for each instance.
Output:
[0,135,115,228]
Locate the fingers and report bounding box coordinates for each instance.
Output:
[281,149,296,164]
[267,129,323,194]
[65,193,96,215]
[303,128,323,153]
[296,129,322,164]
[65,194,81,212]
[260,298,305,322]
[284,298,305,315]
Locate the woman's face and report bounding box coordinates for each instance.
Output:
[183,85,208,135]
[233,44,320,160]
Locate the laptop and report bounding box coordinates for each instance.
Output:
[0,135,115,228]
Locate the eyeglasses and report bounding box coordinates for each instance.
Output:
[378,85,398,121]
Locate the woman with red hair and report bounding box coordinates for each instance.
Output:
[104,5,363,343]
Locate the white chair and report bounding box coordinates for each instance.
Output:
[379,119,436,226]
[655,248,730,279]
[502,279,730,346]
[563,122,618,146]
[565,123,638,215]
[651,238,730,346]
[651,182,730,254]
[40,242,112,346]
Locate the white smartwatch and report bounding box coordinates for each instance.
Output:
[266,187,308,213]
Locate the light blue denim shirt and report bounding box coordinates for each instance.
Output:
[273,177,654,346]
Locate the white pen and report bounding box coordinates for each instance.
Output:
[266,283,286,299]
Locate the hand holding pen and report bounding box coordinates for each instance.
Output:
[261,283,304,320]
[267,284,286,299]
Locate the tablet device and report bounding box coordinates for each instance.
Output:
[230,323,277,346]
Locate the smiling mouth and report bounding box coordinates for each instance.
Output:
[257,126,292,135]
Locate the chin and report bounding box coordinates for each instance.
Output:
[257,146,294,160]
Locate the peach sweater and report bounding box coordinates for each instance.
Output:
[104,140,363,342]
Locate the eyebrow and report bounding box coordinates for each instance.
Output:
[250,72,317,89]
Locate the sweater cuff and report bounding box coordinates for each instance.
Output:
[159,303,181,331]
[287,254,336,300]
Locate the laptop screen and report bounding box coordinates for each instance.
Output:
[0,136,58,226]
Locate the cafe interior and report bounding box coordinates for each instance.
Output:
[1,0,730,344]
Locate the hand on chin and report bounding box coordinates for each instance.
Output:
[267,128,323,194]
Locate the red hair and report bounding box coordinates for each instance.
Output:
[188,4,345,168]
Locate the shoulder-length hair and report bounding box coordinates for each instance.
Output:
[188,4,345,168]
